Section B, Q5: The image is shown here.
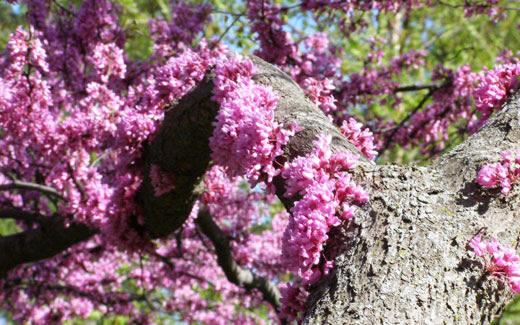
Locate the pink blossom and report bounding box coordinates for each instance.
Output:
[210,55,295,184]
[90,43,127,82]
[280,134,368,319]
[476,150,520,194]
[469,235,520,293]
[475,63,520,119]
[340,117,378,160]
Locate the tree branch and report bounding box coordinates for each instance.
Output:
[304,92,520,324]
[138,56,371,237]
[3,280,147,305]
[0,213,95,278]
[0,180,65,200]
[138,74,218,238]
[0,56,367,280]
[195,206,281,312]
[393,84,440,92]
[435,89,520,191]
[0,209,47,223]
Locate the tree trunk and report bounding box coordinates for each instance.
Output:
[304,91,520,324]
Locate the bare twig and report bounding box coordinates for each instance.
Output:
[151,251,215,286]
[394,84,440,93]
[0,180,65,200]
[437,0,520,11]
[195,207,281,312]
[379,89,435,156]
[216,14,242,45]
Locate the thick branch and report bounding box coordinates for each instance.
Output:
[248,56,372,208]
[138,75,218,238]
[0,209,47,223]
[0,54,367,284]
[0,214,95,278]
[1,56,517,323]
[394,84,440,92]
[138,56,370,237]
[195,207,281,311]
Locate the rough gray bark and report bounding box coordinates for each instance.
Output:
[304,92,520,324]
[1,57,518,324]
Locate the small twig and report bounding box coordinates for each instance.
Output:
[195,206,282,312]
[379,89,435,156]
[216,14,242,45]
[52,0,76,16]
[394,84,440,93]
[212,10,245,17]
[150,251,214,286]
[5,280,144,305]
[437,0,520,11]
[175,230,183,258]
[67,163,86,200]
[139,255,156,311]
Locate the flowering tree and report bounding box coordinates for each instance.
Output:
[0,0,520,323]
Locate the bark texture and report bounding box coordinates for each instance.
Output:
[304,92,520,324]
[1,57,518,324]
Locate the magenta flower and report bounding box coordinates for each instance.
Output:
[469,235,520,293]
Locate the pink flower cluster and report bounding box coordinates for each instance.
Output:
[392,65,475,154]
[391,56,520,155]
[463,0,506,21]
[288,33,341,114]
[246,0,298,66]
[1,0,516,323]
[247,3,340,115]
[280,134,368,320]
[476,150,520,195]
[245,0,516,159]
[202,166,288,277]
[340,117,378,160]
[337,49,427,108]
[0,0,216,292]
[469,235,520,293]
[149,1,212,56]
[475,62,520,119]
[90,43,126,83]
[279,282,310,321]
[210,55,295,183]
